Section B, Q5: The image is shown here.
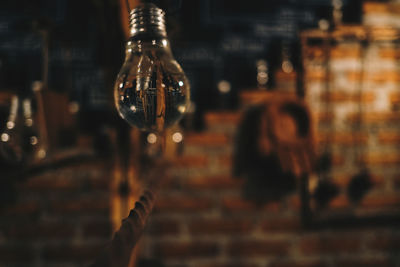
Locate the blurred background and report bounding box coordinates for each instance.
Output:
[1,0,400,266]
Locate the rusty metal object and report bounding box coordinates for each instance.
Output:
[90,189,156,267]
[92,153,168,267]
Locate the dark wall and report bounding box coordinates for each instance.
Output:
[0,0,362,113]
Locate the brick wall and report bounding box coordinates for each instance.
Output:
[2,104,400,267]
[0,158,113,267]
[135,26,400,266]
[303,26,400,211]
[136,109,400,267]
[2,24,400,267]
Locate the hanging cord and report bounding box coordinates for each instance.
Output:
[125,0,131,13]
[125,0,182,14]
[125,0,154,14]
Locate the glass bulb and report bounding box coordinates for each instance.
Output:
[114,3,190,132]
[22,98,45,161]
[0,95,46,164]
[0,95,24,164]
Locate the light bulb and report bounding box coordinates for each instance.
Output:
[0,95,23,164]
[0,93,46,164]
[21,98,44,160]
[114,3,190,132]
[172,131,183,143]
[256,59,268,88]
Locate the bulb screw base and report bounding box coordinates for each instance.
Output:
[129,3,167,38]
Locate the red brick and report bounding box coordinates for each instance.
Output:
[317,132,368,145]
[293,153,343,168]
[305,70,330,82]
[304,46,324,58]
[268,260,328,267]
[3,201,39,215]
[147,220,180,236]
[154,196,212,212]
[290,190,349,212]
[19,172,110,193]
[199,264,257,267]
[393,173,400,186]
[360,153,400,165]
[346,71,361,82]
[348,112,400,123]
[189,219,252,235]
[204,112,241,127]
[361,195,400,208]
[380,48,400,59]
[348,71,400,83]
[378,132,400,144]
[173,155,208,167]
[299,236,362,255]
[154,242,219,259]
[20,175,78,191]
[185,176,244,190]
[83,221,112,238]
[331,154,346,166]
[393,175,400,189]
[185,133,230,146]
[239,90,291,105]
[389,92,400,104]
[331,175,352,188]
[0,245,35,263]
[227,240,290,257]
[332,174,384,188]
[329,195,349,209]
[316,112,334,123]
[261,217,301,232]
[373,19,400,38]
[276,70,297,81]
[61,159,110,171]
[42,244,103,261]
[330,46,361,58]
[5,222,75,240]
[89,177,111,190]
[50,196,109,214]
[368,235,400,251]
[217,155,233,167]
[364,2,395,14]
[222,197,281,212]
[320,92,375,103]
[288,195,301,211]
[335,259,392,267]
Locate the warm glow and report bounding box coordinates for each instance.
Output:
[25,118,33,127]
[69,102,80,114]
[147,133,157,144]
[38,149,46,159]
[172,132,183,143]
[218,80,231,94]
[6,121,14,129]
[178,105,186,113]
[1,133,9,142]
[30,136,38,145]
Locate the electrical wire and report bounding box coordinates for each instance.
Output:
[125,0,131,13]
[125,0,182,14]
